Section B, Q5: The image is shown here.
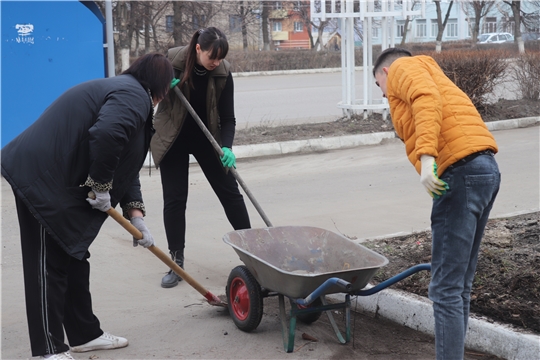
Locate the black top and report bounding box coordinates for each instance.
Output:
[1,74,153,259]
[180,64,236,148]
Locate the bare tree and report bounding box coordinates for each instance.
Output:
[226,1,260,50]
[499,1,540,53]
[116,1,131,71]
[261,1,271,50]
[461,1,497,44]
[434,0,453,53]
[172,1,187,47]
[400,0,420,45]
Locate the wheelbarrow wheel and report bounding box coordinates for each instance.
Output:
[296,297,323,324]
[226,265,263,332]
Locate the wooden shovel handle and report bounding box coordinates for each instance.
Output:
[105,207,212,298]
[88,191,224,305]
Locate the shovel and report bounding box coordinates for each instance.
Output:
[172,86,273,227]
[89,192,226,307]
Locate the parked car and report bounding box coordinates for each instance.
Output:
[478,32,514,44]
[522,32,540,42]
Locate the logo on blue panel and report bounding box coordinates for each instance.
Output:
[15,24,34,44]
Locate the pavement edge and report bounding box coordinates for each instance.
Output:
[232,116,539,161]
[328,208,540,360]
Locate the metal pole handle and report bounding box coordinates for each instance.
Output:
[173,86,273,227]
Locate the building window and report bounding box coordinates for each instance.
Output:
[397,21,405,37]
[431,19,438,37]
[294,21,303,32]
[483,17,497,33]
[166,15,173,33]
[505,21,515,35]
[372,26,379,38]
[192,15,206,30]
[275,1,282,9]
[416,20,426,37]
[229,15,242,33]
[273,21,282,32]
[447,20,458,37]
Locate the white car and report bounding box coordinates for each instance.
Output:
[478,32,514,44]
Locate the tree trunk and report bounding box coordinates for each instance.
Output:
[510,1,524,53]
[434,0,453,53]
[144,3,150,53]
[261,0,270,50]
[173,1,185,47]
[401,17,410,45]
[241,3,248,50]
[117,2,131,71]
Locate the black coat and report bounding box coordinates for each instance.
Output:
[1,74,154,259]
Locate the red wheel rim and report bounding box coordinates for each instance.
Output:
[229,276,250,321]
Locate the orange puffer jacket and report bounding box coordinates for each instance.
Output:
[386,55,498,176]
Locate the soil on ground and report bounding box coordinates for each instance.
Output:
[235,98,539,337]
[234,98,539,146]
[363,211,540,335]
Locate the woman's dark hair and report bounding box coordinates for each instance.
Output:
[181,27,229,89]
[122,52,174,102]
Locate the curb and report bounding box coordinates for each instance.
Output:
[146,116,538,167]
[328,288,540,360]
[232,66,363,77]
[328,208,540,360]
[232,116,539,161]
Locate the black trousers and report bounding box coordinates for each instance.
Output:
[15,195,103,357]
[160,129,251,253]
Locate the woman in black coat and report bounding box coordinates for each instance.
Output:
[1,53,173,360]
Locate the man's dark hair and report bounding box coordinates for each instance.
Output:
[372,47,412,76]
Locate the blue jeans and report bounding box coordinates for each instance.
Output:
[429,152,500,360]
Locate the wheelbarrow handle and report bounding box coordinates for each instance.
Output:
[295,278,352,306]
[172,86,273,227]
[354,263,432,297]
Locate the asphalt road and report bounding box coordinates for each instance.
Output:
[233,69,384,127]
[232,69,519,128]
[2,126,538,359]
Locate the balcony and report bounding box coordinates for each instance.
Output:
[269,9,288,19]
[272,31,288,41]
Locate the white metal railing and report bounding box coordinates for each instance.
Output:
[311,0,425,118]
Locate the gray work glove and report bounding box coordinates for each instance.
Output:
[86,190,111,212]
[130,217,155,248]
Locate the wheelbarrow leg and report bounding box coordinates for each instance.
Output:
[278,294,296,353]
[321,295,351,344]
[278,293,352,352]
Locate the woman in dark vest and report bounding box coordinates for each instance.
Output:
[1,53,174,359]
[151,27,251,288]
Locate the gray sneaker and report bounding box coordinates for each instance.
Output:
[161,250,184,288]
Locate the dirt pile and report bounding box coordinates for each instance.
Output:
[364,211,540,334]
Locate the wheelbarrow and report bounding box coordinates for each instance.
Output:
[223,225,431,353]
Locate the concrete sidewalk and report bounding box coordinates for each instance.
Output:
[190,116,540,359]
[2,120,538,359]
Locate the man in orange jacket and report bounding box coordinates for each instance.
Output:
[373,47,501,360]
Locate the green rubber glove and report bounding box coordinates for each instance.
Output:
[420,155,449,199]
[170,78,180,89]
[220,147,236,168]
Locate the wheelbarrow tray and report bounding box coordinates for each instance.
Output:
[223,226,389,299]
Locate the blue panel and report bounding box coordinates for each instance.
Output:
[1,1,105,146]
